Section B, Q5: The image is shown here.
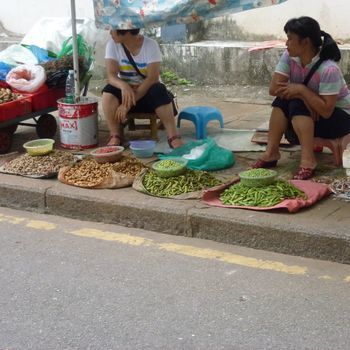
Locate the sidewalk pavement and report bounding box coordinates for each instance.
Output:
[1,85,350,264]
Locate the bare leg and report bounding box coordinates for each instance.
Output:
[259,107,288,162]
[155,103,184,148]
[102,92,123,145]
[292,115,317,169]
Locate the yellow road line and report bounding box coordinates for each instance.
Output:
[26,220,57,230]
[2,210,350,282]
[0,213,25,225]
[70,228,152,246]
[69,228,307,275]
[158,243,307,275]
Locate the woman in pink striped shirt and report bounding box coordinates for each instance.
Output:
[253,16,350,179]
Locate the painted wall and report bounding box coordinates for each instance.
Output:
[224,0,350,40]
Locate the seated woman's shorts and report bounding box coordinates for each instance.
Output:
[272,97,350,144]
[102,82,172,113]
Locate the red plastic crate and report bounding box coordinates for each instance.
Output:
[0,94,32,123]
[30,87,65,111]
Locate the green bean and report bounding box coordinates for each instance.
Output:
[220,180,306,207]
[239,168,276,178]
[154,159,183,170]
[143,169,221,197]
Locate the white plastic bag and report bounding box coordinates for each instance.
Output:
[6,65,46,93]
[0,44,38,66]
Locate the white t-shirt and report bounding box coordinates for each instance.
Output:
[105,36,162,87]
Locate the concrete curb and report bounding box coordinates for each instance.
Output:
[1,175,349,264]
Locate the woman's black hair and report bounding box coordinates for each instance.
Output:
[284,16,341,62]
[116,29,140,36]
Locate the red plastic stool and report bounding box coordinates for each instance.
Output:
[314,133,350,166]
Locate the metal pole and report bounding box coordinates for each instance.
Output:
[70,0,81,102]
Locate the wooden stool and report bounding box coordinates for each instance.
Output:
[127,112,160,140]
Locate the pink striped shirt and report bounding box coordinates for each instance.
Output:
[275,50,350,115]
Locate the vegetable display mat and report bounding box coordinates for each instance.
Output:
[202,180,331,213]
[133,169,223,200]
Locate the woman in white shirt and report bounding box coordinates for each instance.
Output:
[102,28,183,148]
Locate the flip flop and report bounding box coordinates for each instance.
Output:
[251,159,278,169]
[167,134,182,149]
[107,134,122,146]
[293,167,316,180]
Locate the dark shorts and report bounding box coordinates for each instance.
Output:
[272,97,350,144]
[102,82,173,113]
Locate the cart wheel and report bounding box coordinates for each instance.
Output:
[0,129,13,154]
[36,114,57,138]
[4,124,18,134]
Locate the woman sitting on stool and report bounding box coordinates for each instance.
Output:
[253,16,350,179]
[102,28,183,149]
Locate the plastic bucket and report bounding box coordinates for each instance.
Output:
[57,97,98,149]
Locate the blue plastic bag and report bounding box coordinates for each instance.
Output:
[24,45,56,63]
[0,61,13,80]
[159,138,235,171]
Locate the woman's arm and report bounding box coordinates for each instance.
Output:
[276,82,337,118]
[297,86,337,118]
[105,58,135,108]
[134,62,160,101]
[269,72,289,96]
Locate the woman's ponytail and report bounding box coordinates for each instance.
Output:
[320,30,341,61]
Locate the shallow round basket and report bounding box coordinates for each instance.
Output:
[23,139,55,156]
[239,168,278,187]
[129,140,156,158]
[152,158,188,178]
[90,146,124,163]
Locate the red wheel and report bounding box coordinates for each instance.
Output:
[36,114,57,138]
[0,129,13,154]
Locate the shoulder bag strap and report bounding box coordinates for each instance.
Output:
[303,58,323,86]
[121,44,146,79]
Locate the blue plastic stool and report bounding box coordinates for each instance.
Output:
[177,106,224,139]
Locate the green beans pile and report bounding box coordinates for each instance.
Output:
[220,180,307,207]
[240,168,276,178]
[143,169,221,197]
[154,159,183,170]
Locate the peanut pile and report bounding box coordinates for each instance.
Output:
[62,159,113,187]
[113,156,146,177]
[0,88,23,104]
[3,150,75,176]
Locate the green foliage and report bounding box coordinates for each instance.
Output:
[161,70,190,86]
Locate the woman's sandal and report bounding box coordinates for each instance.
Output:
[106,134,122,146]
[167,134,183,149]
[251,159,278,169]
[293,167,316,180]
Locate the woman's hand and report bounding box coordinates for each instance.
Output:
[275,82,303,100]
[114,104,129,124]
[120,83,136,109]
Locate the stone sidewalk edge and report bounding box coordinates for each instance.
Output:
[0,176,349,265]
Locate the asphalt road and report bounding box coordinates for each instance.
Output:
[0,207,349,350]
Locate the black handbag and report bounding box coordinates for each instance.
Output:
[122,44,178,115]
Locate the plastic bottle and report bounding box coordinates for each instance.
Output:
[65,70,75,104]
[342,145,350,176]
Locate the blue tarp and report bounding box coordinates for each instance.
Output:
[93,0,287,29]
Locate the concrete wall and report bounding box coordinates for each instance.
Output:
[161,43,350,86]
[190,0,350,42]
